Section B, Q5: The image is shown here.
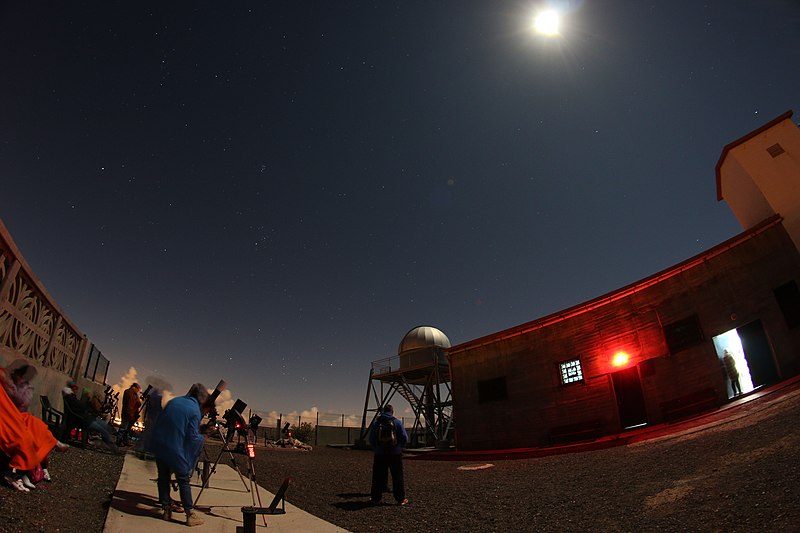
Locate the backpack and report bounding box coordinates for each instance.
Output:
[376,417,398,448]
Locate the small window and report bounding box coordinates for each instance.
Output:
[766,143,785,158]
[663,315,704,354]
[559,359,584,385]
[84,344,109,384]
[774,280,800,329]
[477,376,507,403]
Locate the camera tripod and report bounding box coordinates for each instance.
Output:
[193,424,253,506]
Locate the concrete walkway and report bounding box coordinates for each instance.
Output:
[103,453,348,532]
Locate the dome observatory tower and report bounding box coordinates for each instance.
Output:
[359,326,454,448]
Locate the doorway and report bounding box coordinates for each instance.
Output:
[712,320,779,399]
[612,365,648,429]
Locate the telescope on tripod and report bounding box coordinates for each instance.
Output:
[194,395,266,513]
[189,381,287,530]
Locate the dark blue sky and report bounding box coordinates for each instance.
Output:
[1,1,798,421]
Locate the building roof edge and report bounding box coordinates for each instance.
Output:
[448,215,783,356]
[715,110,794,201]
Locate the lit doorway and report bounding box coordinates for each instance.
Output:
[712,320,778,399]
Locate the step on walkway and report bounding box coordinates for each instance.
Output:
[104,454,348,532]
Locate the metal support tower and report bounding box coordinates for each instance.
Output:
[358,347,453,448]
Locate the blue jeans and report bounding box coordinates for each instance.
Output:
[156,459,193,513]
[88,419,114,446]
[116,418,135,445]
[371,453,405,503]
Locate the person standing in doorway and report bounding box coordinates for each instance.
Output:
[117,383,142,447]
[722,350,742,396]
[369,404,409,506]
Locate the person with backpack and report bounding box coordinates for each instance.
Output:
[369,404,409,506]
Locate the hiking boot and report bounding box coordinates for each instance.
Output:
[160,505,172,521]
[55,441,69,453]
[186,512,204,527]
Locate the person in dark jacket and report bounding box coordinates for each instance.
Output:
[369,404,409,505]
[117,383,142,446]
[722,350,742,396]
[62,383,119,453]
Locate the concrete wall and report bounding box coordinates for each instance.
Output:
[0,217,101,414]
[315,425,361,446]
[449,219,800,451]
[719,114,800,251]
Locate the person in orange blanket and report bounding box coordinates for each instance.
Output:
[0,359,68,492]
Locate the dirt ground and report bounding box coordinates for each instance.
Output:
[0,444,123,532]
[250,390,800,532]
[1,388,798,532]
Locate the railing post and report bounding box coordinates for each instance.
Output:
[44,315,62,369]
[0,259,20,302]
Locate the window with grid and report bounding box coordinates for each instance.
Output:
[559,359,584,385]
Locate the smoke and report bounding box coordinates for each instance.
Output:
[109,372,349,427]
[111,366,139,396]
[214,388,235,414]
[110,367,208,409]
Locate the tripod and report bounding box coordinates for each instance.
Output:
[193,424,250,506]
[243,429,267,528]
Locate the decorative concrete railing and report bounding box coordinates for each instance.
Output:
[0,218,86,377]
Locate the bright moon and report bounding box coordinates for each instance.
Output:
[534,10,560,36]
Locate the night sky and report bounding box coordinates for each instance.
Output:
[1,2,799,423]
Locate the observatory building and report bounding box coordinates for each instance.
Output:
[360,326,453,447]
[365,111,800,451]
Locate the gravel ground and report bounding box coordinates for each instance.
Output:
[0,444,123,533]
[1,389,798,533]
[249,390,800,533]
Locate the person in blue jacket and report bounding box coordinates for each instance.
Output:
[151,383,209,527]
[369,404,409,505]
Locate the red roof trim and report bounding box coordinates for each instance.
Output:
[448,215,783,356]
[715,110,794,201]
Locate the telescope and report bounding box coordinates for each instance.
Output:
[223,399,248,435]
[204,380,227,411]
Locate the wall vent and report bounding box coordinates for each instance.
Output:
[766,143,785,158]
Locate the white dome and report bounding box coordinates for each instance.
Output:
[398,326,451,355]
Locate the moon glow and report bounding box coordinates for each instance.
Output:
[534,10,560,36]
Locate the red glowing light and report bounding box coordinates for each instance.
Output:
[247,444,255,458]
[612,351,629,367]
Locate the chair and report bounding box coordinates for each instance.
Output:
[40,395,63,437]
[61,397,90,445]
